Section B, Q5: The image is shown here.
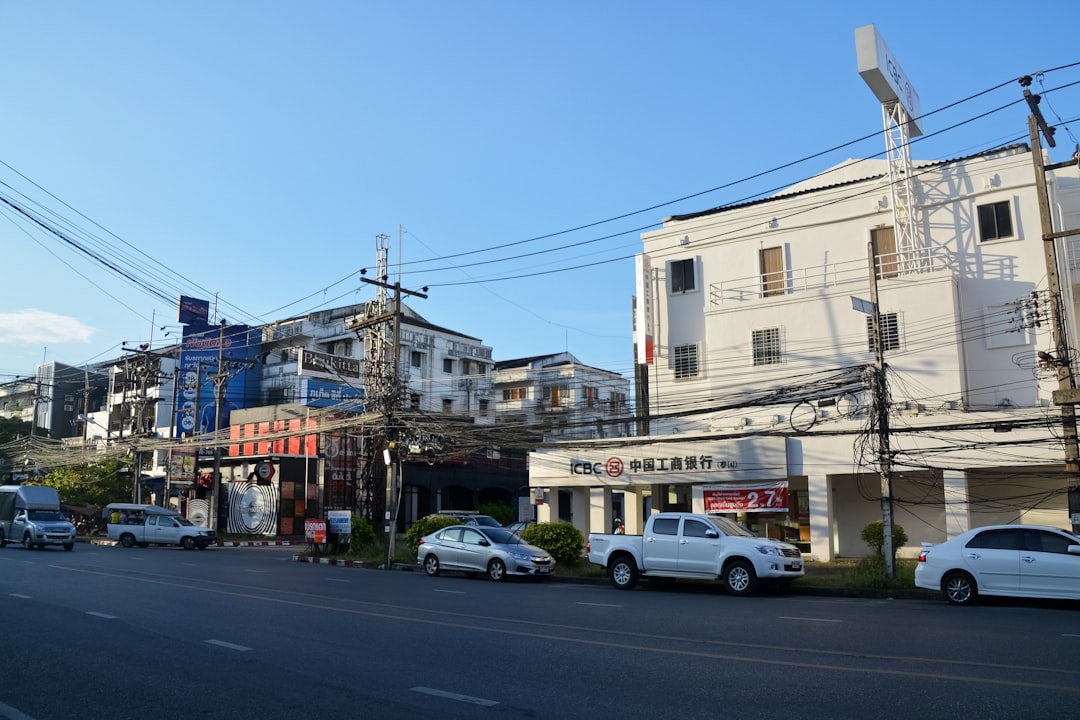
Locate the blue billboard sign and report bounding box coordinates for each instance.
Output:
[175,322,260,437]
[303,378,365,409]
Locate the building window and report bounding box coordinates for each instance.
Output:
[443,358,454,374]
[670,258,696,294]
[410,351,422,368]
[502,387,525,401]
[872,226,898,279]
[978,200,1014,241]
[442,398,453,413]
[866,313,900,352]
[752,328,782,366]
[760,247,785,297]
[673,343,699,379]
[584,386,597,407]
[479,399,489,417]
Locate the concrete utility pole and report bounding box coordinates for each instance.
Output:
[211,320,227,534]
[348,240,428,567]
[1022,76,1080,532]
[868,242,896,579]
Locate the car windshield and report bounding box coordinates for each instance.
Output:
[480,527,519,544]
[707,516,757,538]
[27,510,66,521]
[472,515,502,527]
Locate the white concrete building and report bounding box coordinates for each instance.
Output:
[531,143,1080,561]
[493,352,632,441]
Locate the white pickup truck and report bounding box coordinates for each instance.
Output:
[105,503,216,550]
[587,512,804,595]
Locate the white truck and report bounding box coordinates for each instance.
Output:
[0,484,76,551]
[105,503,216,550]
[586,512,804,595]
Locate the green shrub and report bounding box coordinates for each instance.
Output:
[405,514,461,555]
[478,501,513,526]
[350,515,376,552]
[860,520,908,559]
[520,522,584,566]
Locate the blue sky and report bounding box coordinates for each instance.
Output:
[2,1,1079,382]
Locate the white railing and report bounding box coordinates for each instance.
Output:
[709,246,952,306]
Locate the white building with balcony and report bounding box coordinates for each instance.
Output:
[530,143,1080,561]
[493,352,632,441]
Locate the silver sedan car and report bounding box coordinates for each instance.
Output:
[417,525,555,581]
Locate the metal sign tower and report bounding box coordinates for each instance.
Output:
[856,24,925,274]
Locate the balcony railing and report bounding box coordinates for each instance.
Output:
[709,246,953,306]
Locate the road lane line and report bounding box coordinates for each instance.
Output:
[433,589,465,594]
[87,611,118,619]
[1064,634,1080,638]
[0,699,37,720]
[326,578,349,582]
[576,602,623,607]
[8,593,31,599]
[411,687,499,707]
[777,616,842,623]
[205,639,252,652]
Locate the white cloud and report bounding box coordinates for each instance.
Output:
[0,309,95,344]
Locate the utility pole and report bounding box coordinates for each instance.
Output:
[1022,76,1080,532]
[868,241,896,579]
[347,239,428,567]
[212,320,227,535]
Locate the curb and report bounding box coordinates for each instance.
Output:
[291,554,365,568]
[219,540,295,547]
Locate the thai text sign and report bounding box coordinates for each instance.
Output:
[703,482,789,513]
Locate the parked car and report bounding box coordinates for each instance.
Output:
[417,525,555,581]
[915,524,1080,605]
[506,520,536,537]
[427,511,502,528]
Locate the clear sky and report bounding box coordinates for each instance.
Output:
[2,1,1079,383]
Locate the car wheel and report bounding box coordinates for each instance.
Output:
[23,533,34,550]
[942,571,977,605]
[487,558,507,582]
[609,555,639,590]
[63,543,74,551]
[724,559,758,596]
[0,528,6,548]
[181,536,196,550]
[119,533,136,548]
[423,554,441,576]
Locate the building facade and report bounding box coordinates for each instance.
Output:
[531,143,1080,561]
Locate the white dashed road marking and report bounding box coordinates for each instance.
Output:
[411,687,499,707]
[205,639,252,652]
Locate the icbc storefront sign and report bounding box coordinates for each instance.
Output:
[703,482,788,513]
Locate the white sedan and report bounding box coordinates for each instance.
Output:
[915,524,1080,605]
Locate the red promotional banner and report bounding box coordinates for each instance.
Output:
[703,482,788,513]
[305,519,327,543]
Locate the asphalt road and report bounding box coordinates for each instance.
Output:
[2,542,1079,720]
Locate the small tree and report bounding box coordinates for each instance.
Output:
[350,515,376,552]
[520,522,584,566]
[861,520,908,559]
